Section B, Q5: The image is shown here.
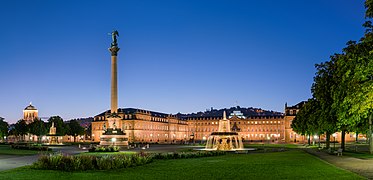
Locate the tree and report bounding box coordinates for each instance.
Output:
[86,124,92,139]
[312,60,339,149]
[0,117,9,142]
[28,118,47,143]
[14,120,29,142]
[291,99,321,145]
[334,35,373,153]
[66,120,85,142]
[365,0,373,18]
[304,1,373,153]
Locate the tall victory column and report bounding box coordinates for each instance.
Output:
[100,30,128,146]
[109,30,120,114]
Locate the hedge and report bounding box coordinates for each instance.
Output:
[33,151,226,171]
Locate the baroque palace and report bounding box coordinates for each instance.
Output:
[92,30,360,145]
[91,102,305,144]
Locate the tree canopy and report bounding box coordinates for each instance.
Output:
[292,0,373,152]
[0,117,9,141]
[66,120,85,142]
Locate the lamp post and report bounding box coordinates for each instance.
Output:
[111,137,116,146]
[332,133,336,150]
[313,135,318,146]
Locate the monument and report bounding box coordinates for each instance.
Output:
[99,30,129,146]
[47,122,58,144]
[203,111,254,151]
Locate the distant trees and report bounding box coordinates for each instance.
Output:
[1,116,86,143]
[66,120,85,142]
[292,0,373,153]
[29,118,47,143]
[0,117,9,141]
[13,120,29,141]
[291,98,321,145]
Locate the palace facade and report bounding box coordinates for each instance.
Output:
[91,102,305,144]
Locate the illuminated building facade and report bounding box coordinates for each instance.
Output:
[92,108,188,143]
[92,103,305,144]
[23,103,38,124]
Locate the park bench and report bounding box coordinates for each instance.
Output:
[334,148,343,156]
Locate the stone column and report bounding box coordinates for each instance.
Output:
[109,46,120,114]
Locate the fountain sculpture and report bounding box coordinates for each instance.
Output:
[204,111,244,151]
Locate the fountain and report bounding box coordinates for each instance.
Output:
[45,122,63,145]
[202,111,255,152]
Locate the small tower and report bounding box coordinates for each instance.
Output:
[23,103,38,124]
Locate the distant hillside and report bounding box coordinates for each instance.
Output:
[67,117,93,128]
[176,106,283,119]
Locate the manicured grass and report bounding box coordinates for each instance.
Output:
[77,151,136,156]
[0,150,362,180]
[0,145,40,156]
[245,143,300,149]
[344,151,373,159]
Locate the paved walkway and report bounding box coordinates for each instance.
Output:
[304,148,373,179]
[0,146,86,171]
[0,154,40,171]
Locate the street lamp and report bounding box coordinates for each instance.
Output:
[111,137,116,146]
[332,133,337,150]
[313,135,318,146]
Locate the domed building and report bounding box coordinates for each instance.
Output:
[23,103,38,124]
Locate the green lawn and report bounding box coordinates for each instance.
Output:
[245,143,300,149]
[344,151,373,159]
[77,151,136,156]
[0,145,40,156]
[0,150,362,180]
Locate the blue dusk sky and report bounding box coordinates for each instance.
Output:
[0,0,366,123]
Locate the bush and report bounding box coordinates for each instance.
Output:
[33,150,226,171]
[96,155,113,170]
[11,144,50,151]
[88,146,120,152]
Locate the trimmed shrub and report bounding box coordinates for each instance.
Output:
[33,150,226,171]
[96,155,113,170]
[88,146,120,152]
[78,155,95,170]
[11,144,50,151]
